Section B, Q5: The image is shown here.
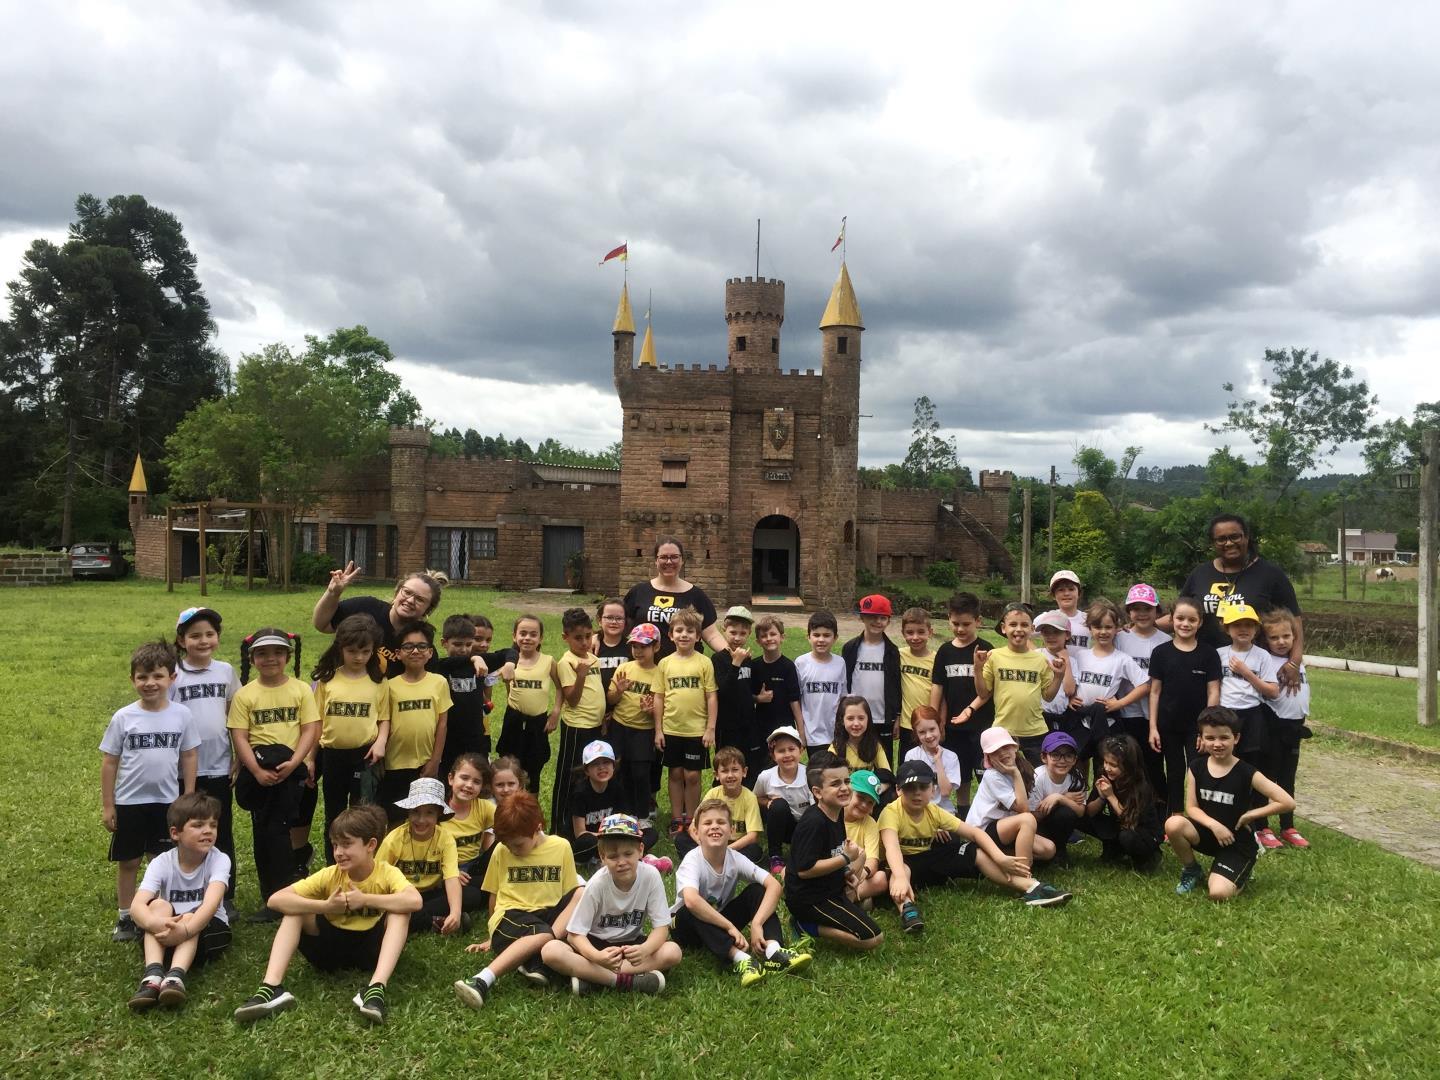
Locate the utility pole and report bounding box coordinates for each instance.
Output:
[1021,486,1033,605]
[1339,494,1348,601]
[1047,465,1057,571]
[1419,429,1437,728]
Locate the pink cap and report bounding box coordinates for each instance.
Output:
[979,726,1018,755]
[1125,583,1159,608]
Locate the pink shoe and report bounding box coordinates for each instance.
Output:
[1255,827,1283,850]
[642,854,673,873]
[1279,827,1310,849]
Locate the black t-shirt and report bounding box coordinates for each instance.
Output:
[712,649,756,729]
[784,805,847,906]
[570,780,620,833]
[751,654,801,737]
[1188,756,1258,836]
[1179,558,1300,648]
[332,595,405,675]
[622,582,719,659]
[931,640,995,731]
[1089,782,1162,840]
[595,639,630,694]
[428,650,514,749]
[1148,641,1222,732]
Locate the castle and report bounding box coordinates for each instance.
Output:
[129,264,1012,607]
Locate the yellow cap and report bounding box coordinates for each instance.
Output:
[1221,603,1260,625]
[819,262,863,329]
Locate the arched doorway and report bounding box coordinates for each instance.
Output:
[752,515,799,594]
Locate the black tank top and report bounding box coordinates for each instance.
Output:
[1188,756,1257,833]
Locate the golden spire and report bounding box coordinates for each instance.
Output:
[819,262,864,329]
[613,282,636,334]
[128,454,148,494]
[638,322,657,367]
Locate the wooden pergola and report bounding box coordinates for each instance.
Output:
[164,499,296,596]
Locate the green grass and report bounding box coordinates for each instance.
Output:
[2,581,1440,1077]
[1296,564,1418,607]
[1308,668,1440,750]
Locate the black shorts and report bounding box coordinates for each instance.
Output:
[142,917,232,970]
[785,894,882,941]
[663,735,708,770]
[490,890,579,957]
[297,915,387,972]
[610,723,656,764]
[109,803,174,862]
[908,838,981,887]
[982,819,1014,855]
[1193,829,1259,887]
[585,931,645,951]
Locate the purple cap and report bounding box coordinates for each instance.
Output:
[1041,731,1078,755]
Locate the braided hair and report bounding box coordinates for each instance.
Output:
[239,627,302,684]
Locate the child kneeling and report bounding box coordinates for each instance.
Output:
[233,804,420,1026]
[540,814,680,995]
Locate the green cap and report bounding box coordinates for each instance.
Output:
[850,769,881,801]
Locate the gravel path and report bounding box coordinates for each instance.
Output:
[1298,744,1440,869]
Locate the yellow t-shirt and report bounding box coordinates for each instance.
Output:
[878,800,965,857]
[899,649,936,730]
[439,800,496,864]
[384,672,453,770]
[482,834,579,935]
[611,660,659,731]
[828,742,891,772]
[981,647,1054,739]
[846,813,881,863]
[557,650,605,730]
[658,650,717,738]
[703,784,763,839]
[227,676,319,750]
[314,671,390,749]
[505,653,555,716]
[292,860,411,931]
[378,823,459,892]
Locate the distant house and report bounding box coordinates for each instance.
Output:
[1336,529,1397,564]
[1300,541,1331,563]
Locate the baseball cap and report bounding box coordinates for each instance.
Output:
[393,777,454,818]
[850,769,882,801]
[176,606,222,633]
[627,622,660,645]
[248,631,293,652]
[1221,603,1261,625]
[582,740,617,765]
[1125,583,1160,608]
[979,726,1018,755]
[1041,730,1079,755]
[597,813,644,839]
[896,759,937,786]
[858,594,893,617]
[767,725,802,746]
[1049,570,1081,591]
[724,605,755,623]
[1033,610,1070,633]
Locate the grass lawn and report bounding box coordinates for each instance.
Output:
[2,581,1439,1077]
[1306,669,1440,750]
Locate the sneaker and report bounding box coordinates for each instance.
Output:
[768,856,786,876]
[1020,883,1072,907]
[642,853,673,873]
[112,914,139,943]
[128,977,161,1013]
[158,974,187,1008]
[233,986,296,1024]
[762,948,812,976]
[246,906,281,925]
[352,984,387,1025]
[570,976,598,997]
[789,929,818,956]
[667,818,684,839]
[631,971,666,995]
[293,842,315,876]
[453,976,489,1010]
[1256,828,1284,851]
[732,955,765,987]
[1175,863,1204,895]
[1280,827,1310,849]
[1068,830,1088,845]
[517,959,551,988]
[900,900,925,933]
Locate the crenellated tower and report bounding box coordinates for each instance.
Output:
[725,276,784,372]
[816,263,863,604]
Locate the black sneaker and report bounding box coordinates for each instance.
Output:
[352,984,387,1025]
[762,947,812,975]
[517,959,551,988]
[233,985,296,1024]
[246,906,281,925]
[631,971,666,995]
[570,976,598,997]
[900,900,925,933]
[158,974,187,1008]
[112,914,139,943]
[1020,883,1072,908]
[453,976,489,1010]
[128,978,161,1013]
[293,842,315,877]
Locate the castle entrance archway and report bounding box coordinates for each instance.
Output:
[752,515,799,595]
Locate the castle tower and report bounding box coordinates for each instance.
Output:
[816,263,863,606]
[127,454,149,532]
[725,276,784,372]
[638,322,658,368]
[612,282,636,377]
[388,425,432,573]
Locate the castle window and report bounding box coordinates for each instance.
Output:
[662,460,688,487]
[837,336,848,355]
[771,337,778,353]
[735,336,747,352]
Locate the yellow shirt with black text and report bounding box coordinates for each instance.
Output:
[878,800,965,857]
[981,648,1053,739]
[846,813,881,863]
[439,801,496,865]
[292,860,411,931]
[227,677,318,749]
[505,654,555,716]
[557,650,605,729]
[384,672,453,770]
[378,823,459,892]
[658,650,717,738]
[703,784,763,840]
[482,834,579,934]
[611,659,659,731]
[315,671,390,749]
[899,649,936,730]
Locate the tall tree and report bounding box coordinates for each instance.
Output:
[900,395,969,489]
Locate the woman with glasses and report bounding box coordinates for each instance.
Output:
[312,564,445,675]
[622,537,728,658]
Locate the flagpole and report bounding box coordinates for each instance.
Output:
[755,219,760,279]
[842,216,847,262]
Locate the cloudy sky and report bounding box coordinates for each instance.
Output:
[4,1,1438,482]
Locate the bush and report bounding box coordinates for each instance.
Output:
[291,550,338,586]
[856,566,879,590]
[924,560,961,589]
[982,574,1009,600]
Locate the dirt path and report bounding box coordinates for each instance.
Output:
[1298,744,1440,869]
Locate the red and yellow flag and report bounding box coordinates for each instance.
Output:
[599,243,628,265]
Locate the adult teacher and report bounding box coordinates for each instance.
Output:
[1174,513,1304,689]
[312,563,445,675]
[623,537,728,656]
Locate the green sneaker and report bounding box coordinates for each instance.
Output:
[1020,883,1072,907]
[352,983,387,1025]
[762,947,812,976]
[732,955,765,987]
[1175,863,1205,895]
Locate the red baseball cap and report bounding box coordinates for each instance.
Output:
[858,594,893,617]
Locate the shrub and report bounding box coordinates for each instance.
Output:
[856,567,879,589]
[924,560,961,589]
[982,574,1008,600]
[291,551,338,586]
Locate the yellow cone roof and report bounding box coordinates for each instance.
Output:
[819,262,864,329]
[128,454,148,494]
[613,283,636,334]
[638,323,657,367]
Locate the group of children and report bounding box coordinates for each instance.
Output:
[101,574,1306,1021]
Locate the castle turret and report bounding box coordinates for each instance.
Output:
[725,276,784,372]
[127,454,148,533]
[638,322,658,368]
[816,263,863,606]
[389,425,432,573]
[612,283,636,378]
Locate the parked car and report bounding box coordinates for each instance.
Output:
[70,542,130,580]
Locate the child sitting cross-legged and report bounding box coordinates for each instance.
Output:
[697,745,763,863]
[539,814,681,996]
[233,804,420,1026]
[378,777,471,936]
[841,770,889,909]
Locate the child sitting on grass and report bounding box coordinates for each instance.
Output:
[1083,735,1163,869]
[540,814,681,996]
[964,726,1055,865]
[841,770,889,909]
[233,804,420,1026]
[127,793,231,1012]
[1028,731,1088,865]
[754,726,813,874]
[379,777,467,936]
[698,745,763,862]
[439,753,496,903]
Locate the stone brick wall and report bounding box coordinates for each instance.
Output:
[0,552,72,586]
[133,516,182,580]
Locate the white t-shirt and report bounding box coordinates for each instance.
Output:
[903,745,963,813]
[965,768,1024,829]
[1069,649,1148,710]
[753,765,813,820]
[1267,661,1310,720]
[99,701,201,805]
[849,641,888,732]
[567,863,671,943]
[138,847,232,923]
[1065,610,1091,651]
[671,846,771,914]
[1115,629,1170,719]
[794,652,847,747]
[170,659,239,777]
[1040,650,1070,715]
[1217,645,1284,710]
[1028,767,1085,812]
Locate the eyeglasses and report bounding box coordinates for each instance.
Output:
[600,613,626,621]
[1212,533,1246,546]
[397,642,433,654]
[397,585,431,604]
[656,555,682,563]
